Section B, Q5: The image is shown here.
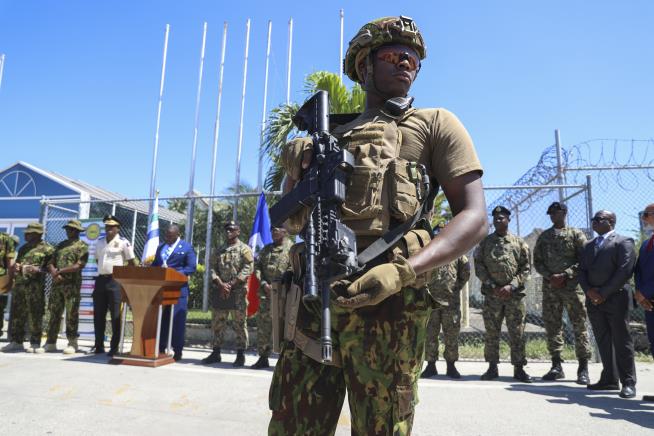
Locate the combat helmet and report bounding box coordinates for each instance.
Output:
[344,16,426,84]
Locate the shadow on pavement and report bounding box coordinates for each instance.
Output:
[508,383,654,430]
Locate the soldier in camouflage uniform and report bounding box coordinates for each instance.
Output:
[268,16,487,435]
[533,201,591,384]
[475,206,533,383]
[251,226,291,369]
[2,223,54,353]
[0,232,17,340]
[420,254,470,379]
[44,220,89,354]
[202,221,254,367]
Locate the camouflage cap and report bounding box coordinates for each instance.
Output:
[492,206,511,217]
[103,214,121,226]
[344,16,426,84]
[63,219,84,232]
[24,222,44,234]
[546,202,568,214]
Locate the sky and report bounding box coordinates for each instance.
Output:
[0,1,652,207]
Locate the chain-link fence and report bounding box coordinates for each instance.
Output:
[35,163,653,361]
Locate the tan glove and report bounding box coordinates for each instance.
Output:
[335,256,417,309]
[281,137,313,181]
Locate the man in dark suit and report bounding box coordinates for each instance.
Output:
[152,224,197,361]
[579,210,637,398]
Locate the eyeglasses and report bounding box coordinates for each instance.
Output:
[642,211,654,218]
[376,46,420,72]
[591,217,609,223]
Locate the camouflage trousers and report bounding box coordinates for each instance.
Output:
[46,283,81,343]
[542,285,592,361]
[10,280,45,344]
[424,305,461,362]
[211,308,248,349]
[257,294,272,357]
[268,287,432,436]
[482,294,526,366]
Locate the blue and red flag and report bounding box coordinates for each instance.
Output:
[246,192,273,316]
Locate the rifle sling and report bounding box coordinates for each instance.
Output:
[357,186,431,267]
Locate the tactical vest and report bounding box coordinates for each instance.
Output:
[332,108,428,236]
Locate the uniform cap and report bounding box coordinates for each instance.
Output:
[224,221,240,230]
[546,202,568,214]
[62,219,84,232]
[103,214,121,226]
[492,206,511,217]
[24,222,44,234]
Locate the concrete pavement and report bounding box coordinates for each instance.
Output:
[0,339,652,435]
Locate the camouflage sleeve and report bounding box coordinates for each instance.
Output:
[510,239,531,289]
[78,242,89,268]
[532,234,552,279]
[254,248,265,284]
[454,255,471,292]
[42,245,56,269]
[236,245,254,283]
[473,242,495,287]
[564,228,587,279]
[5,236,16,259]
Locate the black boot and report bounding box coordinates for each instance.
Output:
[480,363,499,381]
[576,358,590,385]
[446,361,461,379]
[201,347,221,364]
[233,349,245,367]
[542,357,565,381]
[420,361,437,378]
[514,365,533,383]
[250,355,269,369]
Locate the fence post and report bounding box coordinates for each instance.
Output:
[514,208,521,236]
[585,174,593,232]
[555,129,566,202]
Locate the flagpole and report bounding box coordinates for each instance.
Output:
[203,22,228,312]
[185,22,208,244]
[258,20,272,192]
[233,18,251,221]
[0,54,6,90]
[339,9,344,81]
[149,24,170,202]
[286,18,293,105]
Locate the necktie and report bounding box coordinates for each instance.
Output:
[647,235,654,252]
[595,236,604,247]
[161,245,174,265]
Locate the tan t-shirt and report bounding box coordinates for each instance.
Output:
[353,107,483,184]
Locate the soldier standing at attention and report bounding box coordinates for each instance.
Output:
[44,220,89,354]
[251,226,291,369]
[269,16,487,435]
[2,223,54,353]
[420,253,470,379]
[0,231,17,339]
[475,206,533,383]
[533,202,591,384]
[202,221,253,367]
[92,215,136,356]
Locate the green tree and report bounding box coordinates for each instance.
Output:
[430,192,453,229]
[262,71,364,192]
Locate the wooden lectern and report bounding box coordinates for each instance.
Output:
[111,266,187,367]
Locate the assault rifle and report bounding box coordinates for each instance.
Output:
[269,90,359,363]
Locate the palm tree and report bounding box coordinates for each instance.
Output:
[261,71,364,192]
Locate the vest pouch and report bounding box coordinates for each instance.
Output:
[388,159,422,222]
[340,163,390,235]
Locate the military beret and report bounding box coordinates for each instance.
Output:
[492,206,511,217]
[24,222,44,234]
[103,214,121,226]
[224,221,240,230]
[63,219,84,232]
[546,202,568,214]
